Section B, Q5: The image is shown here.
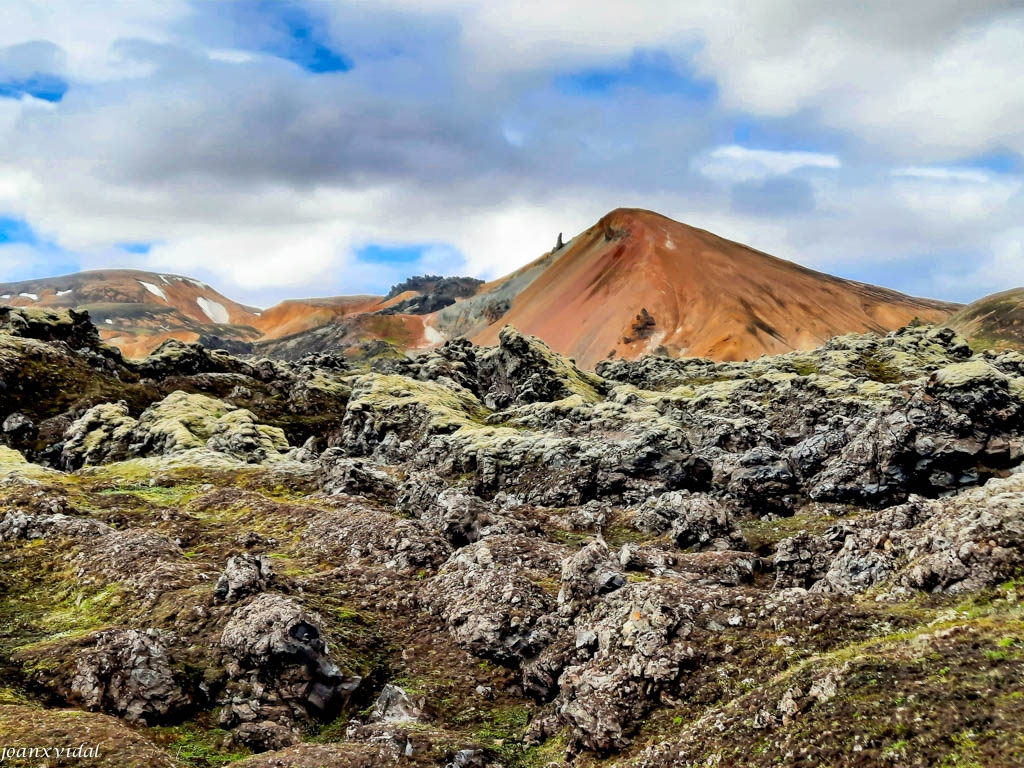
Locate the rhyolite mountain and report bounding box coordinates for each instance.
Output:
[460,209,957,367]
[0,304,1023,767]
[0,269,264,359]
[0,209,960,365]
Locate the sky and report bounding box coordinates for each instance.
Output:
[0,1,1023,307]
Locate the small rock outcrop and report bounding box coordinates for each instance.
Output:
[634,491,746,550]
[476,326,604,409]
[66,629,192,724]
[215,554,275,603]
[220,594,362,747]
[61,391,291,469]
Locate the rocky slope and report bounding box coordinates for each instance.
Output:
[0,307,1023,767]
[1,210,961,365]
[946,287,1024,352]
[462,209,958,368]
[0,270,263,358]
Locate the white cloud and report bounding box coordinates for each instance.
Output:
[892,167,993,184]
[838,20,1024,157]
[206,49,261,64]
[935,228,1024,297]
[891,167,1022,225]
[0,0,1022,308]
[138,225,351,293]
[694,145,841,183]
[372,0,1024,156]
[985,229,1024,287]
[0,0,191,81]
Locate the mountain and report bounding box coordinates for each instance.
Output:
[0,210,961,364]
[945,287,1024,351]
[457,209,959,367]
[0,269,263,358]
[254,209,962,366]
[253,277,482,360]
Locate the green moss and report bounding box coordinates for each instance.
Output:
[473,706,534,766]
[941,730,985,768]
[740,506,853,554]
[149,720,250,767]
[862,353,904,384]
[0,447,55,481]
[0,446,29,467]
[348,373,490,434]
[791,360,820,376]
[549,529,591,547]
[604,523,652,547]
[0,542,128,669]
[932,359,1008,389]
[0,684,29,705]
[99,483,203,506]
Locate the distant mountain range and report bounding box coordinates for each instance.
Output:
[3,208,1008,365]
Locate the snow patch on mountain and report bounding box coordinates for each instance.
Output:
[197,297,229,324]
[424,324,445,345]
[139,281,168,301]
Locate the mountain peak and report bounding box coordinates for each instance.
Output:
[466,210,958,366]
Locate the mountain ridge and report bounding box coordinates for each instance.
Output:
[1,209,963,364]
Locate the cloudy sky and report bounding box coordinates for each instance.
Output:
[0,1,1022,307]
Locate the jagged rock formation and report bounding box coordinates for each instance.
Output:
[0,309,1023,766]
[384,275,485,302]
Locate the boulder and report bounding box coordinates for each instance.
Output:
[67,629,191,724]
[220,594,361,735]
[558,540,626,605]
[215,554,275,603]
[419,540,558,665]
[316,449,398,502]
[0,510,111,542]
[370,684,423,723]
[634,492,746,551]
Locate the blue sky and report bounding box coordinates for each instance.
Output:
[0,1,1022,306]
[554,50,716,102]
[217,1,352,73]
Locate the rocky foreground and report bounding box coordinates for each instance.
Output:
[0,306,1022,767]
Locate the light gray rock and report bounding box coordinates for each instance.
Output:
[214,553,275,603]
[371,684,423,723]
